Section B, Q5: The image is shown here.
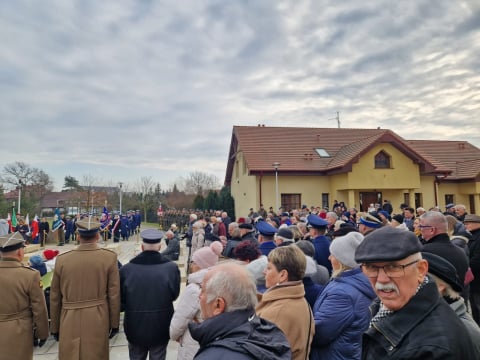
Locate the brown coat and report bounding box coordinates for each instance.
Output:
[0,258,49,360]
[256,281,314,360]
[50,243,120,360]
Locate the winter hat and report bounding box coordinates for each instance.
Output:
[192,242,223,269]
[43,249,59,261]
[330,232,364,268]
[392,214,404,224]
[276,228,293,242]
[29,255,44,266]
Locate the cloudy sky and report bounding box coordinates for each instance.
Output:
[1,0,479,192]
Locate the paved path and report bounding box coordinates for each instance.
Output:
[33,225,188,359]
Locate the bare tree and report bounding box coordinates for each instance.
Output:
[179,171,220,195]
[1,161,53,190]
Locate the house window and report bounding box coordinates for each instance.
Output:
[415,193,423,209]
[469,195,476,214]
[374,151,391,169]
[322,193,329,210]
[445,194,454,206]
[403,193,409,206]
[281,194,301,211]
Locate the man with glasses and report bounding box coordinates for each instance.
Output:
[419,211,469,289]
[355,226,477,359]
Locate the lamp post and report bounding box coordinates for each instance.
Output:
[272,162,280,213]
[16,179,22,215]
[119,182,123,214]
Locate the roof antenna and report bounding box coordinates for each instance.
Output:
[328,111,340,128]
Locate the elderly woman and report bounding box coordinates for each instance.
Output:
[191,220,205,255]
[169,242,223,359]
[256,245,314,360]
[310,232,376,360]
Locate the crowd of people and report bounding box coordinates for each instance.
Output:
[2,199,480,359]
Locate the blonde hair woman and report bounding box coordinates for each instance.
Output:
[256,245,314,360]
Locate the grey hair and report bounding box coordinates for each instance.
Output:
[420,211,448,233]
[428,273,460,300]
[205,263,258,312]
[165,230,174,237]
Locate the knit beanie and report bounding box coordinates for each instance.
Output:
[43,249,59,261]
[29,255,44,266]
[192,242,223,269]
[330,231,364,268]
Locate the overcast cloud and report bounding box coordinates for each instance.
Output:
[1,0,479,191]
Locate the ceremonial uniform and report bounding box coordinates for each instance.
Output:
[50,218,121,360]
[0,232,49,360]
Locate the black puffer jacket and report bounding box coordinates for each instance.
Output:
[362,277,478,359]
[190,309,291,360]
[120,251,180,347]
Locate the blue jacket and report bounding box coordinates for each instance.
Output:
[312,235,332,275]
[310,267,376,360]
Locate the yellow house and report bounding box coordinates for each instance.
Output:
[224,126,480,217]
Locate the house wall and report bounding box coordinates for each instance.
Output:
[231,143,480,217]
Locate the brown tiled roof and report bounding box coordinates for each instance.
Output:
[407,140,480,179]
[225,126,441,184]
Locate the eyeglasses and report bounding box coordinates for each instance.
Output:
[361,260,420,278]
[418,225,434,229]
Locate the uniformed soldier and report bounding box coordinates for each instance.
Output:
[50,217,121,360]
[0,232,49,360]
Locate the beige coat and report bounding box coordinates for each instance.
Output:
[256,281,314,360]
[0,258,49,360]
[50,244,120,360]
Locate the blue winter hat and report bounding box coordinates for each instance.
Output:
[29,255,43,266]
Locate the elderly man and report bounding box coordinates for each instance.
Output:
[189,262,291,359]
[50,217,121,360]
[455,204,468,222]
[465,214,480,325]
[420,211,469,289]
[120,229,180,360]
[357,213,383,236]
[0,232,49,359]
[160,230,180,261]
[355,226,477,359]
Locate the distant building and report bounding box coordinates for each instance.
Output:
[225,126,480,216]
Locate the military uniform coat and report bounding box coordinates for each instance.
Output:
[50,243,121,360]
[0,258,49,360]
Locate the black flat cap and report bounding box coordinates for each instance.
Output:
[355,226,422,263]
[422,252,463,292]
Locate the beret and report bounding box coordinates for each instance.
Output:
[307,214,329,229]
[276,228,294,241]
[281,212,290,217]
[355,226,422,263]
[332,224,358,237]
[256,220,277,237]
[464,214,480,223]
[141,229,164,244]
[446,203,455,209]
[76,217,101,236]
[392,214,404,224]
[239,223,253,230]
[0,232,26,252]
[422,252,463,293]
